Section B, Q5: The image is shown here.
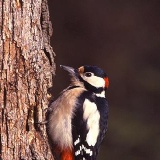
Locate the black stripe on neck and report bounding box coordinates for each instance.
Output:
[67,86,81,90]
[79,76,104,94]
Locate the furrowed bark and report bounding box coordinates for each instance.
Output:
[0,0,55,159]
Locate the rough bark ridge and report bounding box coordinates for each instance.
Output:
[0,0,55,159]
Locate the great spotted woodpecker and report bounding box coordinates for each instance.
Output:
[47,65,109,160]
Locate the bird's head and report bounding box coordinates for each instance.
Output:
[60,65,109,96]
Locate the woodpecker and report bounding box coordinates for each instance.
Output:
[47,65,109,160]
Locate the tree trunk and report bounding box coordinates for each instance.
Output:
[0,0,55,159]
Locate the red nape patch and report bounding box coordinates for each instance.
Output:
[104,77,109,88]
[61,148,74,160]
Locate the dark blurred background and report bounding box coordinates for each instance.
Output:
[48,0,160,159]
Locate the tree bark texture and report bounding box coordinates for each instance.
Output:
[0,0,55,159]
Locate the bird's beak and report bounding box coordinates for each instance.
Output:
[60,65,78,77]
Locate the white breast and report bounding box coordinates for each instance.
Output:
[48,87,85,149]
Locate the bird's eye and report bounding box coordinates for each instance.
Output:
[84,72,92,77]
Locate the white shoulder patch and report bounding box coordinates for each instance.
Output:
[96,90,105,98]
[83,99,100,146]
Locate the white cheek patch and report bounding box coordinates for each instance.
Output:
[83,99,100,146]
[81,74,105,88]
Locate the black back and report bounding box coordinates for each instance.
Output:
[72,90,109,160]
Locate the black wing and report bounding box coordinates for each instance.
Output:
[95,97,109,157]
[72,91,108,160]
